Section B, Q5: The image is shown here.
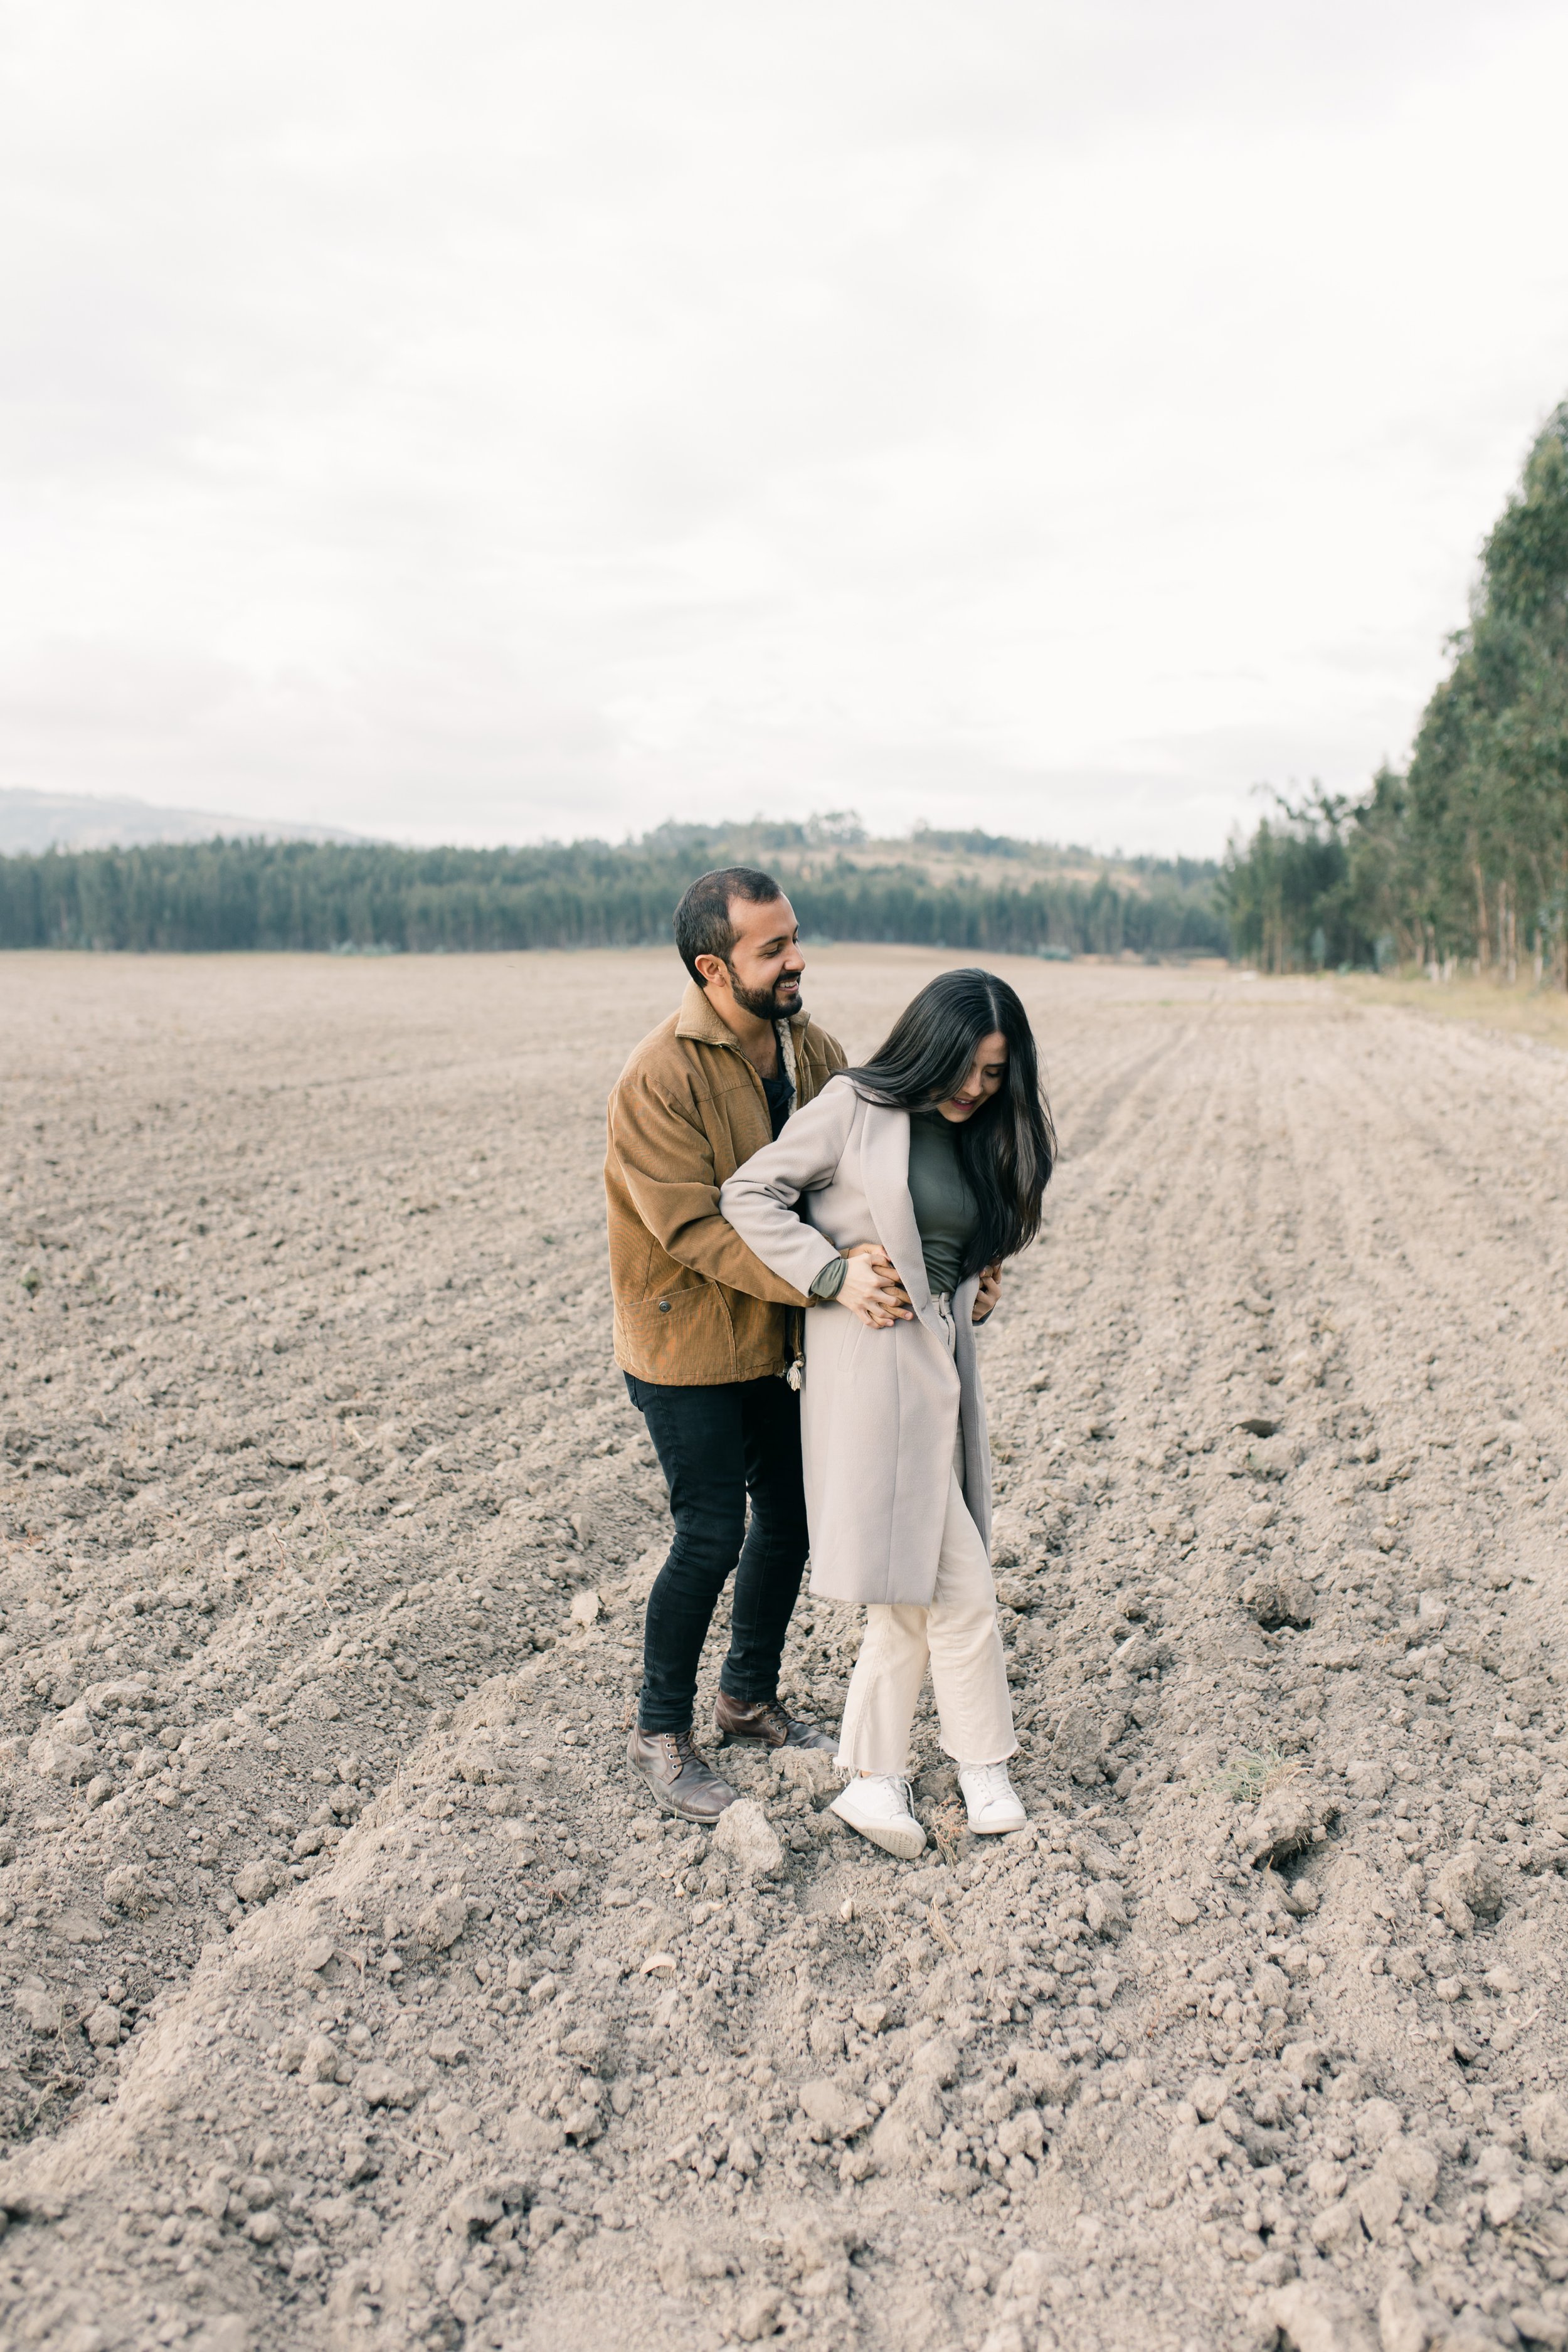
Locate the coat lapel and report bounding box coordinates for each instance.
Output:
[858,1102,941,1332]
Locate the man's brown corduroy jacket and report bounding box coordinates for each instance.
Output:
[605,980,847,1385]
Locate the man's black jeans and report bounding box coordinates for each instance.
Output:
[623,1372,809,1735]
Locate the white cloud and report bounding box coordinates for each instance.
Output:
[1,0,1565,856]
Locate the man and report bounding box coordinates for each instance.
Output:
[605,866,904,1821]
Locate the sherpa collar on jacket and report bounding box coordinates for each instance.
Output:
[673,977,812,1051]
[675,977,807,1110]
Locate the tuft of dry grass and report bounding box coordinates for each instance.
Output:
[1209,1747,1300,1808]
[930,1800,968,1868]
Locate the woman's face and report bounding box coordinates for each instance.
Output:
[935,1029,1009,1123]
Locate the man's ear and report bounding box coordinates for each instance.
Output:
[693,953,729,995]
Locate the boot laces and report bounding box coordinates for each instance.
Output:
[725,1695,793,1737]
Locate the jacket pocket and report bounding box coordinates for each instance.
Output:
[616,1283,746,1383]
[618,1284,725,1345]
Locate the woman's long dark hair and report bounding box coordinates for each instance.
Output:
[847,968,1054,1277]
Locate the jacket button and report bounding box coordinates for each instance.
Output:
[658,1300,670,1313]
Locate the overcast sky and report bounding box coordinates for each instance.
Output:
[3,1,1567,857]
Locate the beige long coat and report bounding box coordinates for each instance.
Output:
[719,1074,992,1607]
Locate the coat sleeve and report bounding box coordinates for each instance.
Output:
[608,1069,808,1304]
[719,1080,856,1295]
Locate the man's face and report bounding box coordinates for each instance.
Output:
[711,895,805,1020]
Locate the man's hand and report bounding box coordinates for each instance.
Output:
[839,1242,913,1329]
[973,1261,1002,1323]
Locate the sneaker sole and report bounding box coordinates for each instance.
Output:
[830,1798,926,1861]
[968,1811,1027,1835]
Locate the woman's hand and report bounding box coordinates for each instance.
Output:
[973,1261,1002,1323]
[839,1242,913,1329]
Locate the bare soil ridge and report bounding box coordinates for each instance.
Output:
[1,949,1566,2352]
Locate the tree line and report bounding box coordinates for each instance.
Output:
[0,825,1227,959]
[1222,401,1568,985]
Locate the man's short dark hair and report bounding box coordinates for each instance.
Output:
[674,867,786,985]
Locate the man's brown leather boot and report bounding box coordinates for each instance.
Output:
[713,1693,835,1752]
[627,1724,736,1822]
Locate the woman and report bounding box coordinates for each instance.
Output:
[719,967,1054,1859]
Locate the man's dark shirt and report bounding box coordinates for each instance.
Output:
[762,1069,792,1139]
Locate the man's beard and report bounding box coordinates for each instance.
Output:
[728,968,803,1023]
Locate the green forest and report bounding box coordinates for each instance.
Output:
[1222,401,1568,985]
[0,822,1225,959]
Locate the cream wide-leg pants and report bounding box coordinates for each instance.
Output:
[834,1295,1016,1778]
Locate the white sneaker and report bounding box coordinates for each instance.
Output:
[830,1774,927,1860]
[959,1762,1026,1835]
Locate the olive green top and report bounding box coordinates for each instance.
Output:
[808,1104,979,1301]
[906,1106,980,1296]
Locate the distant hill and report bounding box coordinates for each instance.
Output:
[0,816,1227,956]
[658,817,1221,901]
[0,788,366,855]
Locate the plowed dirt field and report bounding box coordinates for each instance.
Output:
[3,948,1567,2352]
